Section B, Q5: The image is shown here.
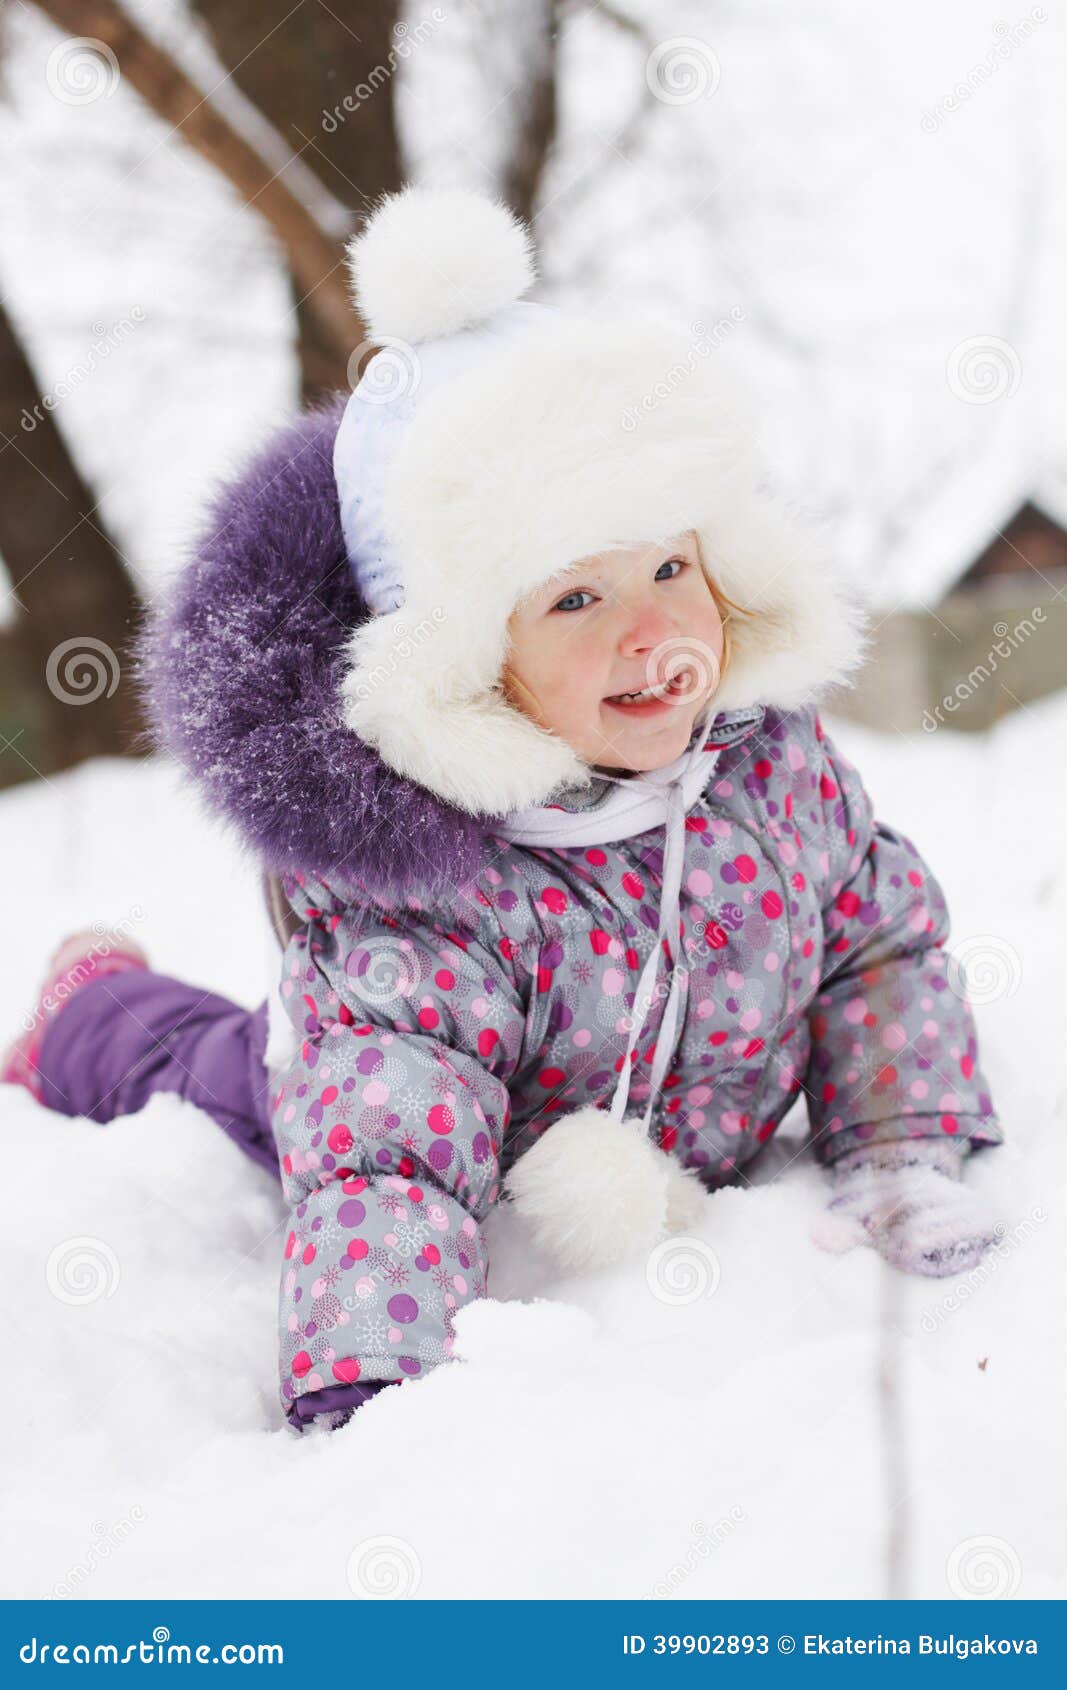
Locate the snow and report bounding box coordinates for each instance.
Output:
[2,704,1064,1600]
[3,0,1066,1600]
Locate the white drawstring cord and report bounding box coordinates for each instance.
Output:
[597,725,709,1133]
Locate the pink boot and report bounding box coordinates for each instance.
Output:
[2,928,149,1102]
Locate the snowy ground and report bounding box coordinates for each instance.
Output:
[1,700,1065,1601]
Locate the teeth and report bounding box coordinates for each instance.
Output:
[611,685,665,703]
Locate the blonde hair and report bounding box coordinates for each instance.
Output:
[706,575,752,691]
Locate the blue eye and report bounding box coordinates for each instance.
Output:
[550,557,687,614]
[552,589,596,614]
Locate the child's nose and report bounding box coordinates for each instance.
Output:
[617,596,677,654]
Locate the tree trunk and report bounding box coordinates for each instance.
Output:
[31,0,363,365]
[0,298,146,787]
[187,0,403,401]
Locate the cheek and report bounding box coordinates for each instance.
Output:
[542,657,600,717]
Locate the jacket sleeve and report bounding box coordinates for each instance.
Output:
[802,715,1005,1169]
[269,873,527,1421]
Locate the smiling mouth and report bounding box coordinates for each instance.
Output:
[605,676,687,704]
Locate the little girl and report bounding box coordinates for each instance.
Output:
[3,188,1005,1434]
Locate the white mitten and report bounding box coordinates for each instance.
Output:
[813,1137,1004,1278]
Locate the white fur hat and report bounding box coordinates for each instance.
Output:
[336,187,869,817]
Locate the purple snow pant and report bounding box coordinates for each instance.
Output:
[35,969,279,1178]
[34,969,388,1429]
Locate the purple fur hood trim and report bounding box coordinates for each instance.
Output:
[135,398,492,901]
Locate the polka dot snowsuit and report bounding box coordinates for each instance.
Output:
[269,701,1003,1417]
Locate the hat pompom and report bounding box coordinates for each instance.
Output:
[504,1106,707,1273]
[346,186,536,345]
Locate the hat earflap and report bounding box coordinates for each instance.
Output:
[340,610,592,818]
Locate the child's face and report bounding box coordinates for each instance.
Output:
[502,529,726,774]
